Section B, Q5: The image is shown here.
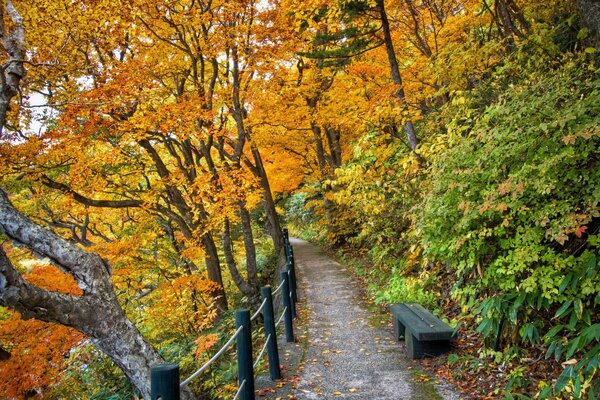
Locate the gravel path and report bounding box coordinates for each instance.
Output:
[257,238,460,400]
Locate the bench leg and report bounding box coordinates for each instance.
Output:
[406,333,451,359]
[393,317,406,341]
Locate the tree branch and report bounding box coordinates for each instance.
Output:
[0,246,89,327]
[0,191,111,293]
[40,175,142,208]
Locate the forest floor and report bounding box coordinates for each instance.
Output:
[255,238,462,400]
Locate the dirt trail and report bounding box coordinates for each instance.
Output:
[257,238,460,400]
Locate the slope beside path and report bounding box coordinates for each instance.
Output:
[257,238,461,400]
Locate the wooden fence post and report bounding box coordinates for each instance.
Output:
[286,260,297,319]
[261,286,282,380]
[287,256,298,308]
[235,309,255,400]
[280,272,295,342]
[151,364,180,400]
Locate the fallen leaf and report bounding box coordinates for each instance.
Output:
[562,359,578,367]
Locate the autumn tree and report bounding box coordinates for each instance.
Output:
[286,0,422,154]
[0,192,196,399]
[0,0,287,397]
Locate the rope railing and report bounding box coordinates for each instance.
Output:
[253,334,272,369]
[272,279,285,295]
[276,306,288,327]
[150,228,297,400]
[250,298,268,322]
[232,379,246,400]
[180,325,244,387]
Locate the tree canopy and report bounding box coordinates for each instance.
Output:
[0,0,599,398]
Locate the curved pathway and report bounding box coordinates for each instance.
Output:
[259,238,460,400]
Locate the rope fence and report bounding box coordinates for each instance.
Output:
[275,306,287,327]
[232,379,246,400]
[250,298,267,322]
[180,325,244,387]
[271,279,285,295]
[253,334,272,369]
[150,228,298,400]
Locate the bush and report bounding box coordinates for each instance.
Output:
[420,55,600,397]
[372,266,438,310]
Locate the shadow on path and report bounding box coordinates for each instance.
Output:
[257,238,460,400]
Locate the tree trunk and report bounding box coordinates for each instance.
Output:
[324,127,342,168]
[0,0,25,138]
[250,145,283,250]
[577,0,600,49]
[221,218,260,309]
[311,123,334,222]
[202,233,228,311]
[377,0,419,152]
[0,192,196,400]
[239,204,259,291]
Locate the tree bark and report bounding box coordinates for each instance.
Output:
[249,144,283,250]
[239,204,259,290]
[0,192,195,400]
[311,123,334,222]
[221,218,260,309]
[377,0,419,152]
[577,0,600,49]
[201,233,228,311]
[0,0,25,137]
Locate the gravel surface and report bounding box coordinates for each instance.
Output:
[256,238,461,400]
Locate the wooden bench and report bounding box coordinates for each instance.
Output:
[389,303,456,359]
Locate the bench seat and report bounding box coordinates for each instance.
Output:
[389,303,456,359]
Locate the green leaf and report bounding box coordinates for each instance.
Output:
[544,325,564,341]
[554,300,572,319]
[574,299,583,320]
[566,337,581,358]
[555,366,574,391]
[585,254,597,278]
[574,375,581,398]
[559,272,572,294]
[583,309,592,326]
[582,324,600,342]
[520,323,535,343]
[538,386,553,399]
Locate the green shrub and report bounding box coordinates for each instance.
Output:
[372,267,438,309]
[421,55,600,397]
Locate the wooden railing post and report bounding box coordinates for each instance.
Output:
[280,272,295,342]
[286,260,297,319]
[261,286,282,380]
[151,364,180,400]
[235,309,255,400]
[282,228,289,244]
[287,255,298,306]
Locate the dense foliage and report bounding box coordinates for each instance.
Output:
[0,0,598,398]
[280,1,600,398]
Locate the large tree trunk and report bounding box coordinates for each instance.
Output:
[377,0,419,152]
[221,218,260,309]
[250,145,283,250]
[577,0,600,49]
[311,123,334,223]
[202,233,229,311]
[0,192,195,400]
[239,204,259,291]
[0,0,25,138]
